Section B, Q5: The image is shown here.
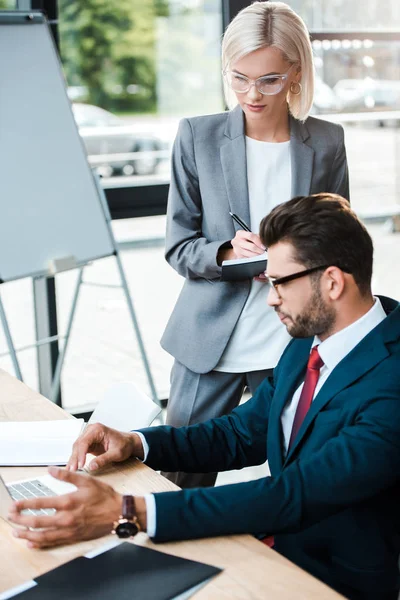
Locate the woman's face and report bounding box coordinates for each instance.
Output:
[231,46,300,123]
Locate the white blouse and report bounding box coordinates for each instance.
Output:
[215,136,292,372]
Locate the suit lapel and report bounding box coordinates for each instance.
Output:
[285,332,390,462]
[220,106,250,228]
[290,116,314,197]
[220,110,315,224]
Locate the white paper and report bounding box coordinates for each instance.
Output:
[0,420,85,465]
[222,251,268,266]
[173,580,213,600]
[84,539,122,559]
[0,580,37,600]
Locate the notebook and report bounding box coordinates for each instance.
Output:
[221,252,267,281]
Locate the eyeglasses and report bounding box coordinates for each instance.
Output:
[223,65,295,96]
[265,265,331,295]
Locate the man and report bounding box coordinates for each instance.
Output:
[9,194,400,600]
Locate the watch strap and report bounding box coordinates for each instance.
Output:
[122,495,135,520]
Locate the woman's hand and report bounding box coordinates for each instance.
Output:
[253,272,269,283]
[231,230,266,258]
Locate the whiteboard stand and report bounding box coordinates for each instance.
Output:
[0,294,23,381]
[0,172,160,407]
[47,173,160,406]
[0,180,161,406]
[33,277,60,405]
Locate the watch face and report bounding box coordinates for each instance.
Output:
[115,521,139,539]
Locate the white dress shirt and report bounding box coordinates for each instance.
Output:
[281,297,386,453]
[139,297,387,536]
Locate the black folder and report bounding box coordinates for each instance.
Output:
[12,542,222,599]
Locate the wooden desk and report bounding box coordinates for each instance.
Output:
[0,369,344,599]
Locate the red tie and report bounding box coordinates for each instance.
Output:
[260,347,324,550]
[288,346,324,451]
[260,348,323,549]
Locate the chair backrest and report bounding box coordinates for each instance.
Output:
[88,382,161,432]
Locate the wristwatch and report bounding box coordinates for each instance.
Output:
[112,495,140,539]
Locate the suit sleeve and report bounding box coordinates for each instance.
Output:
[150,382,400,543]
[328,124,350,201]
[165,118,230,281]
[139,375,274,473]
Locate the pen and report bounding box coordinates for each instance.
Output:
[229,212,252,232]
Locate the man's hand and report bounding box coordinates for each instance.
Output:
[7,467,123,548]
[67,423,144,472]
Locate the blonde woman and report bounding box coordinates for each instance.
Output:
[161,1,349,488]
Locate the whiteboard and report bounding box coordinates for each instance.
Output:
[0,13,115,282]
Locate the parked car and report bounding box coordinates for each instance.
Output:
[72,103,163,177]
[333,79,400,112]
[311,77,344,114]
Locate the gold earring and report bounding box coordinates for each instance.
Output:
[290,81,302,95]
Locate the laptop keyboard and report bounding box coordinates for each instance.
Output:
[8,480,56,516]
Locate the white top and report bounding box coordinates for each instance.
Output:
[281,297,387,454]
[215,137,292,372]
[142,296,387,536]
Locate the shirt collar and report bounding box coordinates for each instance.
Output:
[312,297,386,371]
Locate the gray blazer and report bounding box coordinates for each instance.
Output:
[161,105,349,373]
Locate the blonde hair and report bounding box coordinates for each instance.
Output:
[221,1,314,121]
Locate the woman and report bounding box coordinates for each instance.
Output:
[161,1,349,488]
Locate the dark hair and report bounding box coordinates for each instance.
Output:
[259,193,373,296]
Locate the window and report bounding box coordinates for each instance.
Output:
[58,0,223,183]
[289,0,400,303]
[312,39,400,114]
[289,0,400,31]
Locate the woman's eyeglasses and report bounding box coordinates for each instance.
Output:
[223,65,295,96]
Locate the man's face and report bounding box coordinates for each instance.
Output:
[266,241,336,339]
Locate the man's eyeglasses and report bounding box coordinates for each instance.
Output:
[223,65,295,96]
[265,265,331,294]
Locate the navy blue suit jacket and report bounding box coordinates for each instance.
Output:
[140,297,400,598]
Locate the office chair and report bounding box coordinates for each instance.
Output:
[88,381,162,432]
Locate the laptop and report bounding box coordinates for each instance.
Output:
[0,473,76,524]
[0,380,161,526]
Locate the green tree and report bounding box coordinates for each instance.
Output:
[156,8,223,115]
[59,0,133,108]
[112,1,158,112]
[59,0,169,113]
